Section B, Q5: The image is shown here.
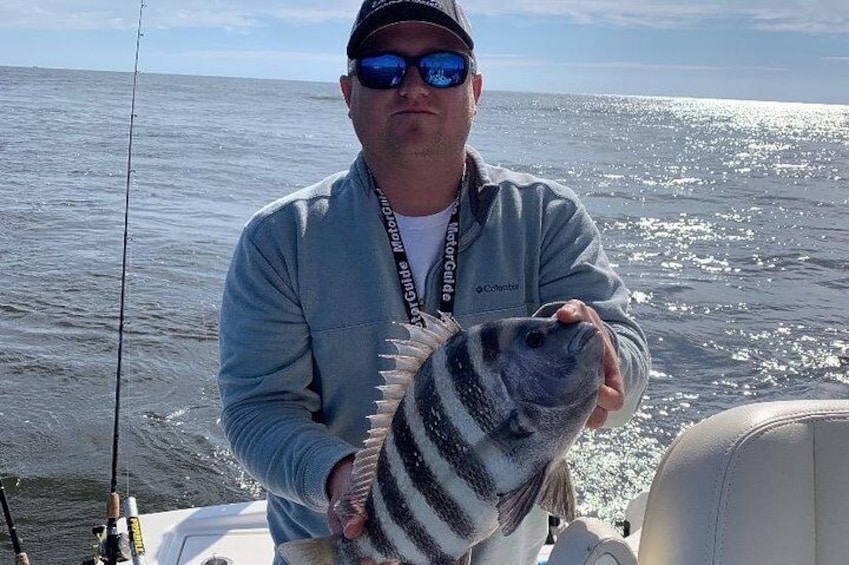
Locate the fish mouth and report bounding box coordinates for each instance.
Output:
[548,323,605,400]
[576,326,606,389]
[567,322,603,361]
[575,324,601,349]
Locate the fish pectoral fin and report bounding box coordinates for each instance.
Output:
[496,467,547,536]
[537,457,576,521]
[277,535,338,565]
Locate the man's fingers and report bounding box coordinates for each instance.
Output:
[554,301,583,323]
[586,406,607,429]
[586,381,624,428]
[342,514,366,539]
[598,382,625,412]
[328,511,342,536]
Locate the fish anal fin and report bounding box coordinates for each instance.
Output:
[277,535,338,565]
[455,550,473,565]
[537,457,576,521]
[496,467,547,536]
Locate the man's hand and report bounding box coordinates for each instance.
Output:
[555,300,625,428]
[327,456,366,539]
[326,457,384,565]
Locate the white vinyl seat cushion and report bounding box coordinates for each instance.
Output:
[550,400,849,565]
[638,400,849,565]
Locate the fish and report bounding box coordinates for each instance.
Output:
[279,312,604,565]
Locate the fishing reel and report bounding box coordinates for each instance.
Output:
[80,495,147,565]
[80,523,132,565]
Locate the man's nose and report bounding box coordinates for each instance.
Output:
[398,65,430,97]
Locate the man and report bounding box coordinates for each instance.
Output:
[218,1,650,563]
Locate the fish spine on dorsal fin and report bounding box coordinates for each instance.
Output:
[377,384,406,401]
[401,311,462,351]
[421,311,462,340]
[380,370,414,386]
[385,339,432,361]
[337,313,463,519]
[382,355,424,374]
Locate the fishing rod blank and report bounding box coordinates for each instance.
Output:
[88,2,148,564]
[0,478,31,565]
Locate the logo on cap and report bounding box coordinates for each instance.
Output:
[367,0,444,11]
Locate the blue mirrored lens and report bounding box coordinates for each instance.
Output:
[356,51,469,89]
[419,52,467,88]
[358,53,407,89]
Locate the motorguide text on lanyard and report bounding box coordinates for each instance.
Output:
[372,178,462,327]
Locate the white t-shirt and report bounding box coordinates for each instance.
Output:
[395,205,455,298]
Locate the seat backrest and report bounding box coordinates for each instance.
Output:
[637,400,849,565]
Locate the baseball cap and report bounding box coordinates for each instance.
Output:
[347,0,474,58]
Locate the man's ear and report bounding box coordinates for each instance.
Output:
[340,75,353,108]
[472,73,483,105]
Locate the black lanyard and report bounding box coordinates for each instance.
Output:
[372,182,461,327]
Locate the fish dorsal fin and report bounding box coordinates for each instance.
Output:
[337,312,462,517]
[496,466,548,536]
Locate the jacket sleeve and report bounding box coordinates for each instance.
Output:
[217,224,357,513]
[535,191,650,428]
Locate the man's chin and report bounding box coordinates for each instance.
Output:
[385,139,445,159]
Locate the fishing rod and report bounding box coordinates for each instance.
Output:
[0,478,30,565]
[82,1,148,564]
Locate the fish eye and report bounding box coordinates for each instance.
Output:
[525,330,545,349]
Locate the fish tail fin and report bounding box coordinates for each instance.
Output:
[277,535,338,565]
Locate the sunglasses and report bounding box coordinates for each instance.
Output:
[349,50,476,90]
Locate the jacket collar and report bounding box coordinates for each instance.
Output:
[463,145,498,226]
[350,145,498,227]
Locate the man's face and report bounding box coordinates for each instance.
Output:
[340,22,482,163]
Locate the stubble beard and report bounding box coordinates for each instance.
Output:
[382,114,471,161]
[385,131,448,160]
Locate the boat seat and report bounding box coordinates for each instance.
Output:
[546,517,638,564]
[548,400,849,565]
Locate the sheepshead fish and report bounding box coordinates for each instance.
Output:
[279,312,604,565]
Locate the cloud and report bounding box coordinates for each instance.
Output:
[480,54,789,73]
[0,0,134,31]
[564,62,789,73]
[2,0,849,34]
[174,49,341,63]
[151,1,359,30]
[466,0,849,34]
[0,0,357,31]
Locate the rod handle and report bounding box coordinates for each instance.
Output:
[107,492,121,520]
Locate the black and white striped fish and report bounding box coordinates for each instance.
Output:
[279,312,604,565]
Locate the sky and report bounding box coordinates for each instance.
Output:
[1,0,848,104]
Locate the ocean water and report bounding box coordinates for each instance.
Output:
[1,65,847,561]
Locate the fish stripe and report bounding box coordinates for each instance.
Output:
[376,449,456,563]
[414,361,496,501]
[402,366,494,533]
[369,463,429,564]
[478,322,502,366]
[391,400,476,539]
[445,336,501,433]
[365,490,397,559]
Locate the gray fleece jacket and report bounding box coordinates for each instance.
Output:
[218,147,650,564]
